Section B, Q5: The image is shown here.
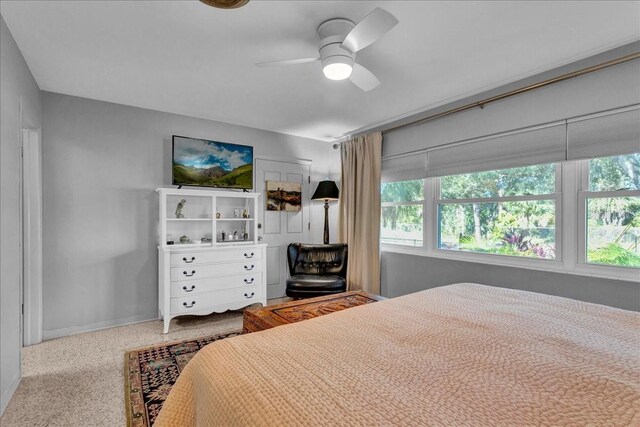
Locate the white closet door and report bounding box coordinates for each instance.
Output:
[254,159,310,299]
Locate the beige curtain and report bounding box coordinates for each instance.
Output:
[338,132,382,294]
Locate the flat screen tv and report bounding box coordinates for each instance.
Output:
[172,135,253,189]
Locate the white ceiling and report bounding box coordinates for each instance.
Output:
[2,1,639,141]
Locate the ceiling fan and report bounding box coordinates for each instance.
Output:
[256,8,398,92]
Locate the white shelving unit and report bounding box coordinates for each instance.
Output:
[157,187,260,246]
[157,187,266,333]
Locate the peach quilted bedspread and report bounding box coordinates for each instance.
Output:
[156,283,639,426]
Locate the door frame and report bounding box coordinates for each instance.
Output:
[20,98,43,346]
[253,156,312,298]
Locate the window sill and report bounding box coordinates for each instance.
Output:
[380,245,639,283]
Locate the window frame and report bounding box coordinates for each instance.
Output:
[380,159,640,283]
[380,179,426,248]
[433,164,562,264]
[576,157,640,278]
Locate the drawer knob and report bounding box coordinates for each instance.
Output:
[244,265,254,271]
[244,278,254,284]
[244,292,255,299]
[183,270,196,277]
[183,256,196,263]
[183,285,196,292]
[243,252,254,259]
[183,301,196,308]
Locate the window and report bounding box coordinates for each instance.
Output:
[381,180,424,247]
[437,164,558,259]
[378,106,640,281]
[582,153,640,268]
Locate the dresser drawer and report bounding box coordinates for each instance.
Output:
[170,273,262,297]
[170,248,262,267]
[171,286,261,314]
[170,261,262,281]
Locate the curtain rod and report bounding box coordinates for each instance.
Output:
[331,51,639,149]
[380,52,640,135]
[379,51,640,136]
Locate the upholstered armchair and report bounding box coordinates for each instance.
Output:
[286,243,348,299]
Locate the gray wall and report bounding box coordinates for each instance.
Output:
[0,15,42,414]
[381,253,639,311]
[380,44,640,310]
[41,92,340,339]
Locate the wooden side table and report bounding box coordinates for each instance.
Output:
[243,291,386,333]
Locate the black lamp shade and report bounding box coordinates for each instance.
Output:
[312,180,339,201]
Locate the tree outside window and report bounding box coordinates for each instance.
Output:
[585,153,640,267]
[438,164,557,259]
[381,180,424,247]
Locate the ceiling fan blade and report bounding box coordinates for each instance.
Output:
[349,63,380,92]
[255,57,320,67]
[341,8,398,54]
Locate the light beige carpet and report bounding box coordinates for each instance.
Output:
[0,311,245,427]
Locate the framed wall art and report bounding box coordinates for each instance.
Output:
[266,181,302,211]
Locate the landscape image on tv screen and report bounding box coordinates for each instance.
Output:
[172,136,253,189]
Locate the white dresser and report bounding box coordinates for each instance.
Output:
[158,244,266,333]
[157,188,267,333]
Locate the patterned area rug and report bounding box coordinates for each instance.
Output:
[124,330,242,427]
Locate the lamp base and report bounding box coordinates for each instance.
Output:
[323,201,330,244]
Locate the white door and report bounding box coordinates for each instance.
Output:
[255,159,311,299]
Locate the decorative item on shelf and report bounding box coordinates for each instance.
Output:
[242,209,249,218]
[234,208,241,218]
[220,230,226,241]
[201,235,212,244]
[311,180,340,244]
[180,235,190,244]
[242,226,249,241]
[167,234,174,245]
[233,230,238,240]
[266,181,302,211]
[216,212,221,219]
[175,199,187,218]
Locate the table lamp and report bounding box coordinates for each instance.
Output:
[311,180,339,244]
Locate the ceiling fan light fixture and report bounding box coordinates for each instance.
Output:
[323,63,353,80]
[322,57,353,80]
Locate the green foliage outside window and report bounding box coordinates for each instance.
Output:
[586,154,640,267]
[439,164,556,259]
[441,164,555,199]
[439,201,556,259]
[589,153,640,191]
[380,154,640,268]
[381,180,423,246]
[381,180,424,203]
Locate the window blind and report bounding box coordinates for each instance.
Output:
[426,122,567,177]
[381,152,428,182]
[567,105,640,160]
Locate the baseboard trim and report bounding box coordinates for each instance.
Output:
[1,371,21,416]
[42,313,158,341]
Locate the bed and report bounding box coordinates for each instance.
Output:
[155,283,639,426]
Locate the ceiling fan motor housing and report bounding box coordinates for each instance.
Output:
[317,18,355,68]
